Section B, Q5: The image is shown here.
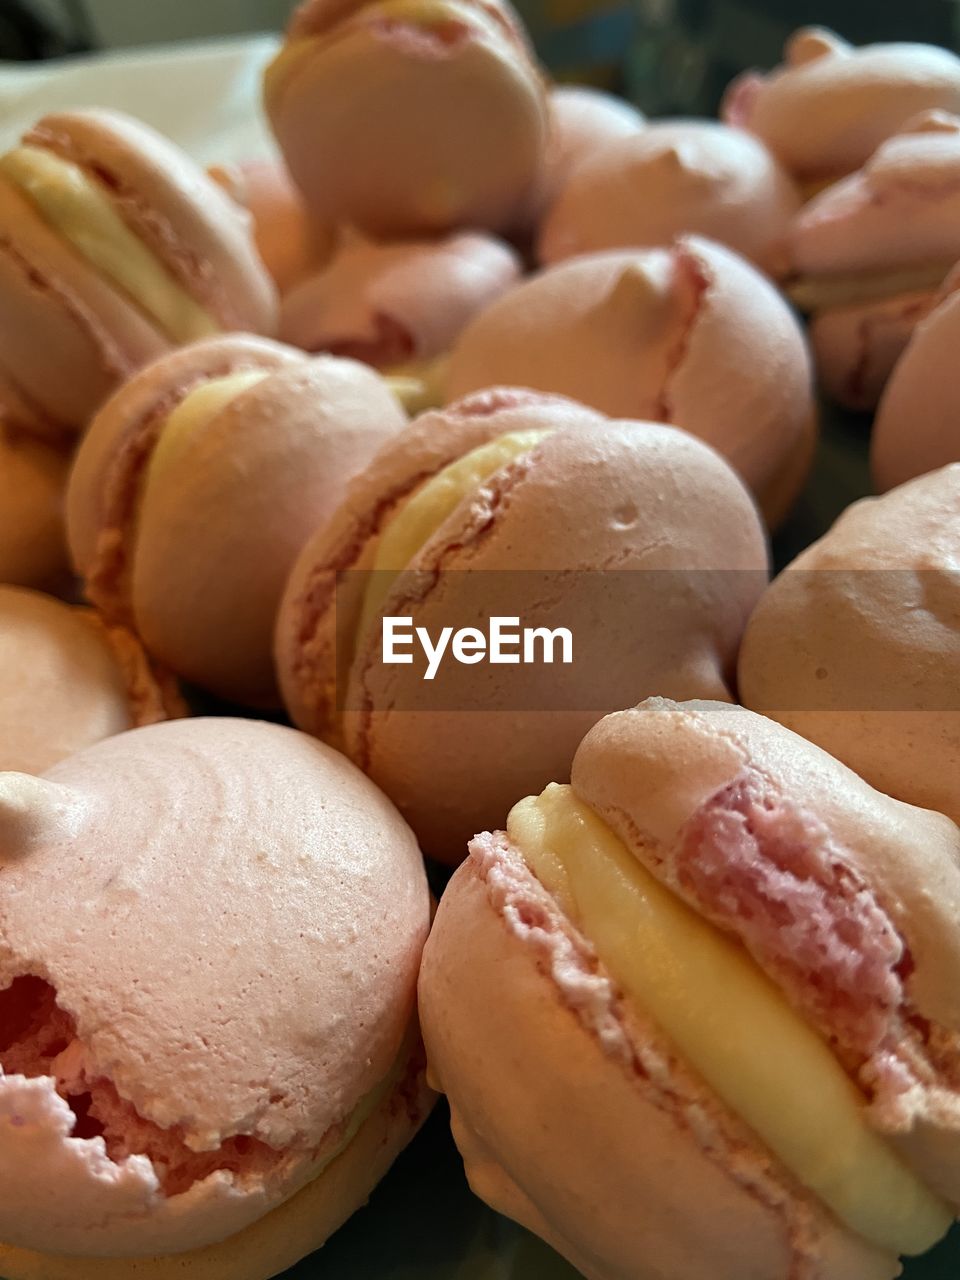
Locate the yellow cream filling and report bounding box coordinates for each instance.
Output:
[787,262,952,314]
[145,372,270,492]
[383,355,448,417]
[507,783,953,1258]
[0,146,219,343]
[353,428,550,654]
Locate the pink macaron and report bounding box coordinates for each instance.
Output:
[723,26,960,186]
[739,463,960,828]
[0,585,181,775]
[872,276,960,490]
[264,0,549,237]
[209,157,334,295]
[0,716,432,1275]
[523,84,645,227]
[445,237,817,526]
[66,334,407,706]
[275,387,768,861]
[538,120,800,273]
[0,423,70,592]
[279,230,521,369]
[0,110,277,437]
[420,697,960,1279]
[783,111,960,410]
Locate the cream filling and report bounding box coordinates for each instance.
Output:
[507,783,953,1258]
[787,261,953,314]
[0,146,220,343]
[144,372,270,493]
[351,427,550,659]
[383,355,448,417]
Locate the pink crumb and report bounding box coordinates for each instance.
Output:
[0,976,287,1196]
[675,773,909,1065]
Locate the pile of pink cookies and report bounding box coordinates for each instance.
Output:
[2,4,960,1279]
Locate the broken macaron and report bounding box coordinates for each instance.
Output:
[0,716,432,1278]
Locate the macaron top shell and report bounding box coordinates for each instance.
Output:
[723,27,960,182]
[738,464,960,834]
[539,120,800,271]
[0,586,178,774]
[279,231,521,365]
[0,717,429,1256]
[787,111,960,278]
[266,0,549,236]
[872,285,960,490]
[445,237,816,525]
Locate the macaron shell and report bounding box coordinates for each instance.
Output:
[0,430,70,589]
[0,717,429,1252]
[66,335,304,619]
[267,0,548,236]
[279,232,521,364]
[419,844,897,1280]
[738,466,960,833]
[521,85,645,228]
[446,238,816,526]
[0,1036,433,1278]
[786,114,960,278]
[0,176,169,432]
[572,698,960,1196]
[342,423,767,858]
[0,588,145,773]
[809,289,936,412]
[28,110,278,335]
[723,33,960,181]
[209,158,333,296]
[129,357,407,705]
[538,121,800,272]
[872,289,960,490]
[274,388,605,741]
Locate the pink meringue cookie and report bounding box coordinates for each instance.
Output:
[784,111,960,409]
[275,388,768,861]
[0,717,432,1271]
[264,0,549,237]
[420,697,960,1279]
[538,120,800,273]
[872,278,960,490]
[739,464,960,828]
[66,334,407,706]
[723,27,960,185]
[279,231,521,367]
[445,238,817,526]
[208,158,334,295]
[0,426,70,592]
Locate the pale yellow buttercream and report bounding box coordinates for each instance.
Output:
[0,146,219,343]
[508,783,952,1257]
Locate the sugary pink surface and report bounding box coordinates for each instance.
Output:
[0,717,430,1255]
[279,232,520,364]
[722,28,960,182]
[677,772,906,1062]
